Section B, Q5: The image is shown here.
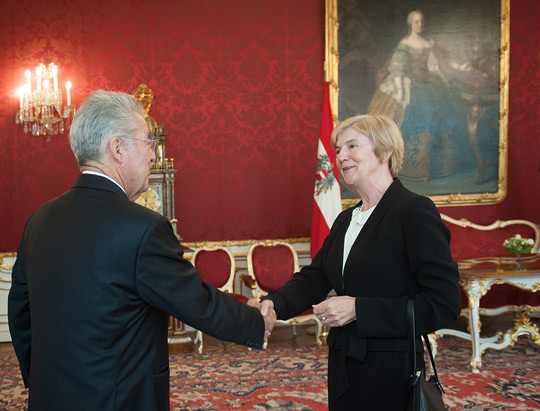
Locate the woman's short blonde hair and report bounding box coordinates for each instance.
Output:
[330,114,404,177]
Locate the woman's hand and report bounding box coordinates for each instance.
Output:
[313,296,356,328]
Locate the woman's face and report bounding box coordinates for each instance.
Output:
[335,128,380,190]
[409,13,424,34]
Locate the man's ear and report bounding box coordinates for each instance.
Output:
[109,137,125,163]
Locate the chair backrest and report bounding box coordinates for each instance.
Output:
[191,246,235,293]
[441,214,540,259]
[246,241,299,293]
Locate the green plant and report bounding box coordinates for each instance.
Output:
[503,234,534,254]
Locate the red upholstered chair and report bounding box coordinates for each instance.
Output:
[191,246,248,353]
[245,241,323,348]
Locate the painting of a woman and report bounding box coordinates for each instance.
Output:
[368,10,473,182]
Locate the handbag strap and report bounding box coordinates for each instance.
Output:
[422,334,442,391]
[407,297,444,393]
[407,297,417,376]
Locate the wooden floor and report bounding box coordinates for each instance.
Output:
[0,324,323,366]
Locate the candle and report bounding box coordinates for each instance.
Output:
[24,84,29,108]
[66,81,71,106]
[43,79,49,105]
[25,70,31,93]
[36,66,42,92]
[52,65,58,91]
[18,87,23,109]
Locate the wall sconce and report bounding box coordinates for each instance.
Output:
[15,62,75,141]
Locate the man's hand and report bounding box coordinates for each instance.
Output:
[312,296,356,328]
[248,298,277,338]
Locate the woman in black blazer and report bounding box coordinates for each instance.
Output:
[260,114,461,410]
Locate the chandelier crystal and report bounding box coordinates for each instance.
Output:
[15,62,75,141]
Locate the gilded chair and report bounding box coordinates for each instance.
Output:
[191,246,248,353]
[0,253,16,343]
[245,241,323,348]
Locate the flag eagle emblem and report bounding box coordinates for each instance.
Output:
[315,153,337,196]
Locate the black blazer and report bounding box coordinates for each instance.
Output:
[8,174,264,411]
[267,178,461,360]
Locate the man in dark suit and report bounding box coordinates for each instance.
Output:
[8,90,276,411]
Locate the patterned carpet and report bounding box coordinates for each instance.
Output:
[438,337,540,411]
[1,336,540,410]
[170,346,328,410]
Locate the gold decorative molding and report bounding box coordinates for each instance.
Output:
[0,252,16,269]
[324,0,339,125]
[0,252,16,257]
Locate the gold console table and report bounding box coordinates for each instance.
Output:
[435,254,540,373]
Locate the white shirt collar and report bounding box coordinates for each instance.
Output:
[82,170,125,194]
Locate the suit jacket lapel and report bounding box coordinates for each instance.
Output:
[342,179,405,288]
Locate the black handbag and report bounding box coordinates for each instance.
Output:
[407,298,446,411]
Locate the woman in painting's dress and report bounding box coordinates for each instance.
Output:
[369,10,471,181]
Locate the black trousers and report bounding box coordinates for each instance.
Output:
[328,347,425,411]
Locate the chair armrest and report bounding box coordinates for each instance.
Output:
[242,275,257,289]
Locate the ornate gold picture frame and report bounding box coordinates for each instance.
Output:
[325,0,509,207]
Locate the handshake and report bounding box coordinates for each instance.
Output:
[248,298,277,338]
[249,295,357,339]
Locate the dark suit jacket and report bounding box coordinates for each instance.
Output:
[266,178,461,395]
[8,174,264,411]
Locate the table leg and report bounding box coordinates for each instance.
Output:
[510,307,540,344]
[466,279,484,373]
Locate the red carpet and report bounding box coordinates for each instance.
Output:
[1,337,540,410]
[437,337,540,411]
[170,346,328,410]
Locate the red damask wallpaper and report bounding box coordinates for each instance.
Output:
[0,0,324,249]
[0,0,538,252]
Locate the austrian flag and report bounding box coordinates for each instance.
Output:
[310,82,341,258]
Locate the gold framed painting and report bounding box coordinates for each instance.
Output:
[325,0,509,207]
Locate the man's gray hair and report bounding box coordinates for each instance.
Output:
[69,90,146,166]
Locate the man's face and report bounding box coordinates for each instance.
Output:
[123,115,155,201]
